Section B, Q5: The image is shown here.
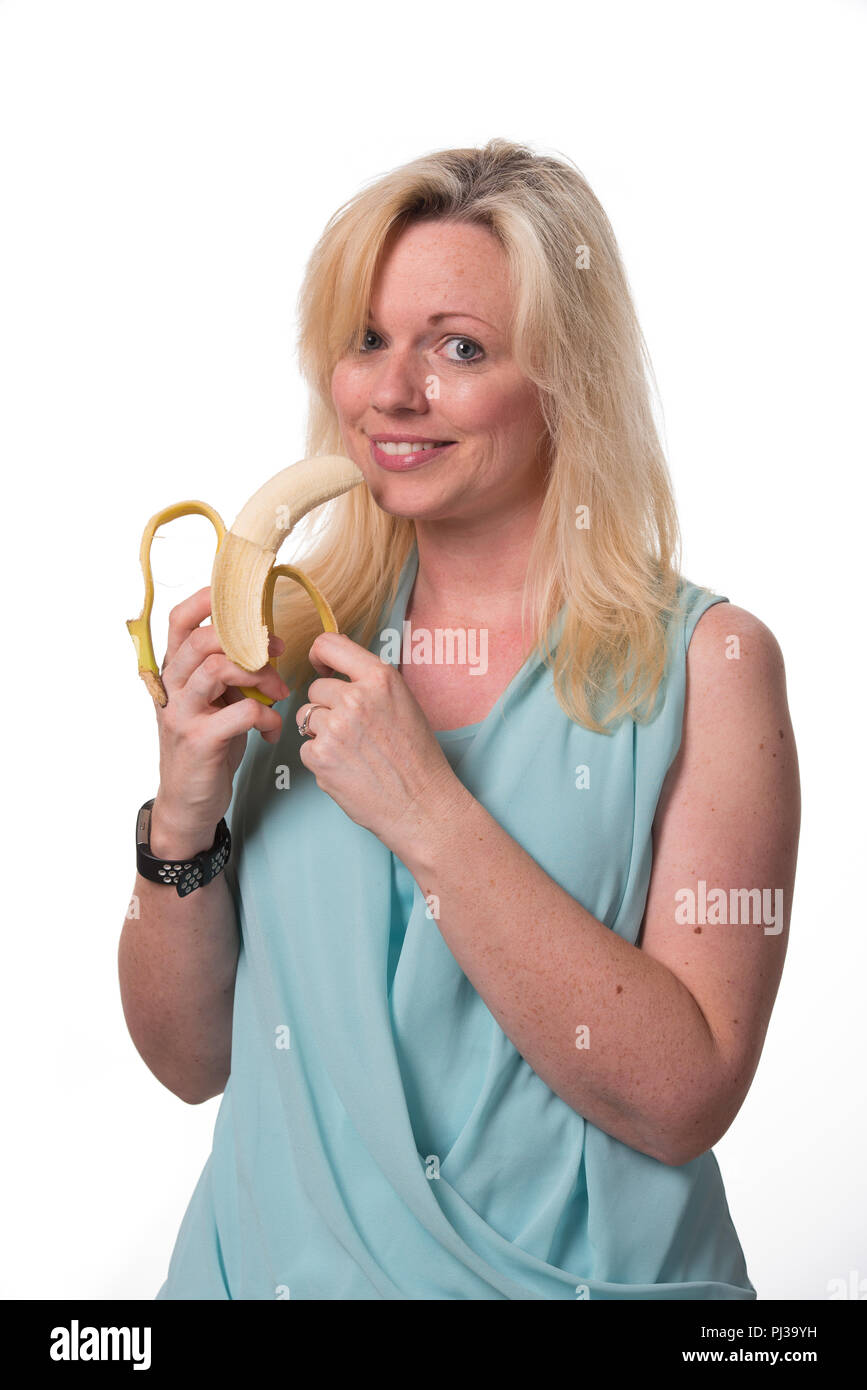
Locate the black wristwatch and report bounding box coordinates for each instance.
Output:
[135,798,231,897]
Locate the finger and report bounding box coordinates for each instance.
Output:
[296,703,327,737]
[220,635,286,704]
[163,587,215,670]
[164,622,285,696]
[308,631,385,682]
[205,697,284,745]
[308,645,335,677]
[305,676,362,708]
[162,622,227,692]
[184,654,291,711]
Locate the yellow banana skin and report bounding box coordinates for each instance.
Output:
[126,500,272,709]
[126,456,363,711]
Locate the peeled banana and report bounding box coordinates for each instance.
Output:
[127,454,364,710]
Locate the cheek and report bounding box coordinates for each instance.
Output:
[330,362,365,417]
[448,372,540,441]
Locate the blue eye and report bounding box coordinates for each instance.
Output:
[356,328,484,364]
[442,336,484,364]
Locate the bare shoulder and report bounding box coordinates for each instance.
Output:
[668,598,797,797]
[686,599,786,687]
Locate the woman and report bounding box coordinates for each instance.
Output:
[120,139,800,1300]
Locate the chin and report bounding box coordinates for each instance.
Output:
[364,477,441,518]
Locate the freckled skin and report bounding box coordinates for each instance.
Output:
[331,220,550,732]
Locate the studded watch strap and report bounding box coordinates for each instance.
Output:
[135,798,231,897]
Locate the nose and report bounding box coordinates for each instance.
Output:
[369,345,431,415]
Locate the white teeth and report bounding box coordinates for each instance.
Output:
[374,440,447,455]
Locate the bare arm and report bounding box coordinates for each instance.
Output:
[119,801,240,1105]
[392,603,800,1165]
[118,588,289,1104]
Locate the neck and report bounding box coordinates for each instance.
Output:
[408,492,544,625]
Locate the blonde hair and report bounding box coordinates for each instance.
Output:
[272,137,689,732]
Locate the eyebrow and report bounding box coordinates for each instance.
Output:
[367,310,499,332]
[427,311,498,330]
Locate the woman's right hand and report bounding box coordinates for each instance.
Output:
[150,585,291,854]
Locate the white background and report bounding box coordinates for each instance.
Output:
[1,0,863,1300]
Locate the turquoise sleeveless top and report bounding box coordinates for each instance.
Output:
[156,541,755,1300]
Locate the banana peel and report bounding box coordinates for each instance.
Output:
[127,455,364,710]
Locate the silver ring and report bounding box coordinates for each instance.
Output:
[298,703,324,738]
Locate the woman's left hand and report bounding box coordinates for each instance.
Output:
[296,631,464,857]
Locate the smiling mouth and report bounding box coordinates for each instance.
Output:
[370,439,454,455]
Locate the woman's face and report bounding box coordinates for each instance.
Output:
[330,219,549,524]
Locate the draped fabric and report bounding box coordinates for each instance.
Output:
[156,541,754,1300]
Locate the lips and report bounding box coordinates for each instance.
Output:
[367,436,456,471]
